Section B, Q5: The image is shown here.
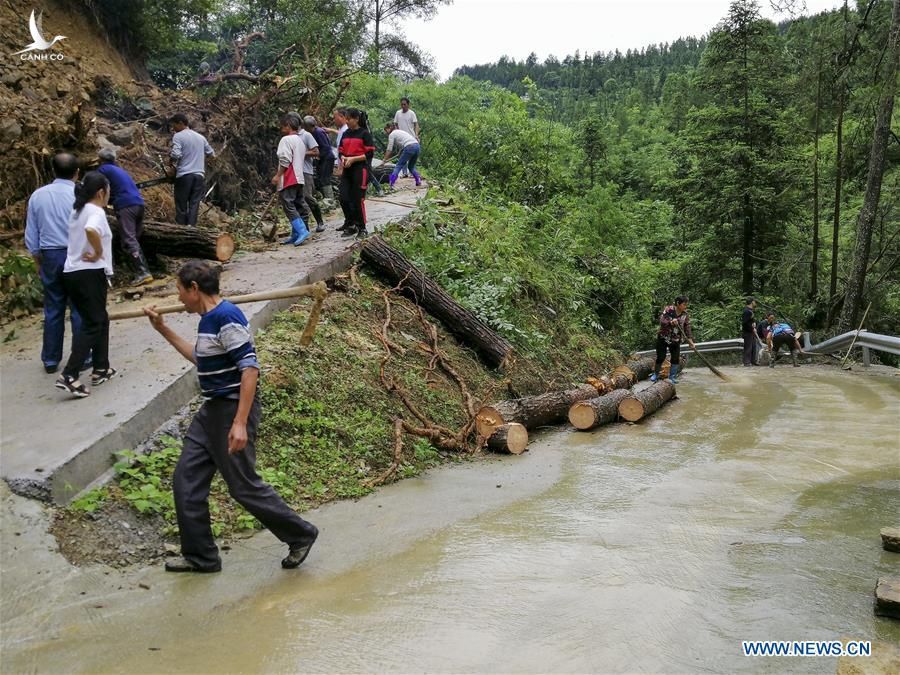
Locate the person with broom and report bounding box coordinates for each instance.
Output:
[650,296,695,384]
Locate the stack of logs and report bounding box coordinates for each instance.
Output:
[475,355,678,454]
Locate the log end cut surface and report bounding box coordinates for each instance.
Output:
[476,406,505,438]
[618,380,676,422]
[216,233,236,261]
[568,402,597,430]
[487,423,529,455]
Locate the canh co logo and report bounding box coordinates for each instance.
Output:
[13,9,66,60]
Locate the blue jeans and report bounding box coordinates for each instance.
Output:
[391,143,420,180]
[39,248,83,368]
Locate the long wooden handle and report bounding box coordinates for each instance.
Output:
[108,281,328,320]
[690,345,730,381]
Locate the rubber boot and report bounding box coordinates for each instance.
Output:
[129,252,153,286]
[650,371,659,382]
[667,364,680,384]
[411,169,422,187]
[791,349,800,367]
[280,218,299,245]
[389,173,397,188]
[292,217,310,246]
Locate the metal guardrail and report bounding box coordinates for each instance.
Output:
[635,330,900,367]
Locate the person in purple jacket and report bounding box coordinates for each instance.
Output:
[303,115,335,201]
[97,148,152,286]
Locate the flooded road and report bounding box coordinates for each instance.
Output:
[2,367,898,673]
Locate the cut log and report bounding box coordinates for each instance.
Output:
[476,383,598,437]
[618,380,677,422]
[625,356,656,381]
[360,236,512,368]
[140,221,235,262]
[486,423,529,455]
[569,389,632,431]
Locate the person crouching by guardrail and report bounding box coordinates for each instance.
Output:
[382,123,421,188]
[650,296,696,384]
[767,321,803,367]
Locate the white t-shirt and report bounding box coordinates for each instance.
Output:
[64,203,113,275]
[276,134,305,190]
[386,129,418,155]
[334,124,348,166]
[298,129,318,176]
[394,109,418,137]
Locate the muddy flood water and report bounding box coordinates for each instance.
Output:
[2,366,898,673]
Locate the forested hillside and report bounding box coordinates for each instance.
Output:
[2,0,897,352]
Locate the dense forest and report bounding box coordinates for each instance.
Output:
[6,0,899,352]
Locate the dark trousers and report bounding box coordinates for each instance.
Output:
[339,166,368,231]
[654,336,680,372]
[317,157,334,200]
[174,173,205,225]
[174,397,317,569]
[116,204,146,261]
[742,329,756,366]
[279,184,311,223]
[302,173,324,225]
[39,248,82,367]
[772,334,798,355]
[62,268,109,378]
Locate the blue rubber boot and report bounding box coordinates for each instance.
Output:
[649,372,659,382]
[280,218,303,245]
[292,217,310,246]
[667,364,679,384]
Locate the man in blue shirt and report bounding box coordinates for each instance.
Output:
[97,148,152,286]
[25,153,84,373]
[144,260,319,573]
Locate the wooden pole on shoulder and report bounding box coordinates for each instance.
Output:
[108,282,328,320]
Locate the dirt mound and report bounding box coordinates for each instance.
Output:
[0,1,247,234]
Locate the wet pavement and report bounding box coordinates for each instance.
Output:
[1,366,898,673]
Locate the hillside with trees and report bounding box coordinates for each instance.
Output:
[2,0,897,350]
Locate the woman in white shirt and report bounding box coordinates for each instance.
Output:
[56,171,117,398]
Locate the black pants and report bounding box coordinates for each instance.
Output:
[303,173,324,226]
[174,396,318,570]
[62,268,109,378]
[339,165,368,232]
[654,336,680,372]
[772,334,797,354]
[316,157,334,200]
[116,204,146,261]
[174,173,205,225]
[742,329,756,366]
[279,184,311,223]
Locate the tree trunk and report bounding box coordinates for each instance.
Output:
[811,60,822,299]
[476,383,598,437]
[618,380,677,422]
[569,389,632,431]
[830,99,845,312]
[838,0,900,332]
[140,221,235,262]
[360,236,513,368]
[486,423,529,455]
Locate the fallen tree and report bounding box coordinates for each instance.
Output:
[568,389,632,431]
[475,383,599,437]
[141,221,236,262]
[618,380,677,422]
[360,235,513,368]
[587,356,655,394]
[486,423,529,455]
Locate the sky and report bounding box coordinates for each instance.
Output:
[399,0,845,80]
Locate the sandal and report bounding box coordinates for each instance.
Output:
[55,375,90,398]
[91,368,118,386]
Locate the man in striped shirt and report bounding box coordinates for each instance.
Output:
[144,260,318,573]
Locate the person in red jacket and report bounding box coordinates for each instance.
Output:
[337,108,375,239]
